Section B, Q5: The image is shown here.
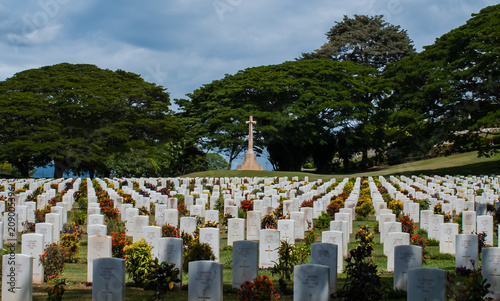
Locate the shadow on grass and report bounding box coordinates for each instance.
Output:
[393,160,500,177]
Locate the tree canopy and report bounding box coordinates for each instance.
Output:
[177,59,382,172]
[0,63,204,177]
[300,15,416,70]
[383,4,500,160]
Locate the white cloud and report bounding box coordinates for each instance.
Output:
[0,0,497,101]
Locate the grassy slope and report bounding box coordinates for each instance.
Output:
[184,151,500,180]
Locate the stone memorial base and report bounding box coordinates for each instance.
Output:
[237,153,263,170]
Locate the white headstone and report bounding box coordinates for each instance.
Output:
[199,227,220,261]
[385,232,410,271]
[455,234,479,270]
[188,261,223,301]
[259,229,280,269]
[87,235,112,283]
[407,268,446,301]
[92,257,125,301]
[439,223,459,255]
[311,243,337,295]
[393,245,422,291]
[246,211,261,241]
[143,226,162,258]
[227,218,245,246]
[2,254,33,301]
[294,264,330,301]
[21,233,44,284]
[158,237,183,286]
[232,240,258,289]
[321,230,343,273]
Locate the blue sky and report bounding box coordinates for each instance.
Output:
[1,0,498,172]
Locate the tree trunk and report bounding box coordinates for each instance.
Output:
[53,160,67,178]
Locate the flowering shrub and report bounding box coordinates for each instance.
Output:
[343,225,384,300]
[111,232,131,259]
[182,240,215,273]
[240,199,254,212]
[60,233,79,262]
[144,259,181,300]
[123,194,136,207]
[261,213,277,229]
[388,199,404,217]
[299,199,313,208]
[139,206,151,216]
[41,243,66,282]
[173,194,188,216]
[35,206,52,223]
[46,277,66,301]
[326,200,341,217]
[99,197,119,222]
[399,215,416,237]
[447,263,490,300]
[434,203,443,214]
[161,225,180,238]
[238,275,280,301]
[355,199,374,218]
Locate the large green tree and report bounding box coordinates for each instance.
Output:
[383,4,500,160]
[300,15,415,70]
[0,63,183,177]
[177,59,382,172]
[300,15,414,168]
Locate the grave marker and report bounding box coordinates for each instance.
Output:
[92,257,125,301]
[232,240,258,289]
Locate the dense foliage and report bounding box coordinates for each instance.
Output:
[0,63,205,177]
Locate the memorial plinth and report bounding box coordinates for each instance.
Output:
[237,153,263,170]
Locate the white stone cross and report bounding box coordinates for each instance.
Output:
[246,116,256,154]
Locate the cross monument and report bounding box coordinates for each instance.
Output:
[237,115,264,170]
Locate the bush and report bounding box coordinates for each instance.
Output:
[355,199,374,218]
[111,232,131,259]
[182,241,215,273]
[161,225,180,238]
[60,233,79,263]
[41,243,67,282]
[313,212,331,231]
[124,239,154,287]
[76,196,88,211]
[144,259,181,300]
[342,226,385,301]
[388,199,403,217]
[270,240,297,294]
[238,275,280,301]
[71,210,86,226]
[106,218,126,234]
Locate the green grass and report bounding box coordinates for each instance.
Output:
[183,151,500,180]
[183,169,333,181]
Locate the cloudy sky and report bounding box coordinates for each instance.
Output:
[1,0,497,171]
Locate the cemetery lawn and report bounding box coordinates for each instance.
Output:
[29,215,490,300]
[184,151,500,180]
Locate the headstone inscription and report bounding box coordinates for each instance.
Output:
[455,234,479,270]
[293,264,330,301]
[87,235,112,283]
[232,240,258,289]
[92,257,126,301]
[407,268,446,301]
[311,243,337,295]
[188,261,223,301]
[393,245,422,291]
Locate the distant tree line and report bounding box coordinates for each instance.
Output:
[0,5,498,177]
